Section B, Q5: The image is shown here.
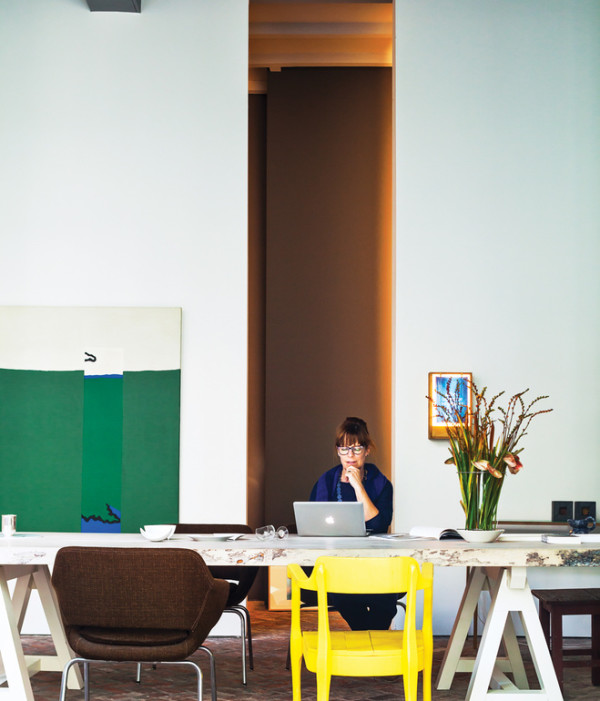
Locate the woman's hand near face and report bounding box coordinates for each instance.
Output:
[338,448,379,522]
[346,471,379,521]
[342,464,362,486]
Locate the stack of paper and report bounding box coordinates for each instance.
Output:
[542,535,581,544]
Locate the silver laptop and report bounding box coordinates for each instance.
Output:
[293,501,367,537]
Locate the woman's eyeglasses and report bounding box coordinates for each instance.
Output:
[337,445,365,456]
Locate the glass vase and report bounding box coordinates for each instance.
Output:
[457,469,503,531]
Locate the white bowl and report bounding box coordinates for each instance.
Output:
[140,524,176,542]
[457,528,504,543]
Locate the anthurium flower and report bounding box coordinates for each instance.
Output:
[504,453,523,474]
[473,460,502,478]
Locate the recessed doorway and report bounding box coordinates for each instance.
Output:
[247,1,393,542]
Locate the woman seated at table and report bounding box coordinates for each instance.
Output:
[308,416,398,631]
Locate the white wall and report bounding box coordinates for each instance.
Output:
[0,0,249,524]
[393,0,600,634]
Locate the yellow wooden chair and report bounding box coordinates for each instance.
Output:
[287,556,433,701]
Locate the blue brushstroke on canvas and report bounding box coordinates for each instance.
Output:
[81,504,122,533]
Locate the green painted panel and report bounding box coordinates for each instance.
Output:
[121,370,180,532]
[0,368,180,534]
[0,369,83,531]
[81,376,123,529]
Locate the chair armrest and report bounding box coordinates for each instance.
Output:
[419,562,434,588]
[288,564,315,638]
[287,564,317,591]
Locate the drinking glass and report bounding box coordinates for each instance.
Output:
[255,524,276,540]
[2,514,16,537]
[276,526,289,540]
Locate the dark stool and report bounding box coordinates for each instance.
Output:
[532,588,600,690]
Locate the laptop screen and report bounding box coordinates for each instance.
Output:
[293,501,366,537]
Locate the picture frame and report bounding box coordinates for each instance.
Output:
[268,566,292,611]
[428,372,473,439]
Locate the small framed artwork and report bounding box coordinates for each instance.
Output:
[268,566,291,611]
[428,372,472,439]
[551,501,573,522]
[574,501,596,520]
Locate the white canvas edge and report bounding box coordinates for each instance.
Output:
[0,306,182,372]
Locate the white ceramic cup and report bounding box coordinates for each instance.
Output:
[2,514,16,537]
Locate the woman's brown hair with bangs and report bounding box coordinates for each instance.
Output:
[335,416,375,451]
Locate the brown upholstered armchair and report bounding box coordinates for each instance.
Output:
[175,523,259,685]
[51,546,229,701]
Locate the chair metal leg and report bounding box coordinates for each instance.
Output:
[198,646,217,701]
[246,607,254,671]
[62,658,205,701]
[231,604,253,669]
[135,661,158,684]
[84,661,89,701]
[231,604,254,670]
[162,660,203,701]
[59,658,87,701]
[227,606,248,684]
[193,662,202,701]
[232,604,254,670]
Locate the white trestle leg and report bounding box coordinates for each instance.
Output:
[0,568,36,701]
[466,567,563,700]
[0,565,82,701]
[437,565,563,700]
[31,567,83,689]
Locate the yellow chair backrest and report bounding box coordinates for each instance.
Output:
[314,555,417,594]
[313,556,419,655]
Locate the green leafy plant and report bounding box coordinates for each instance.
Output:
[429,380,552,530]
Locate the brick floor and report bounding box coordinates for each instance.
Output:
[20,601,598,700]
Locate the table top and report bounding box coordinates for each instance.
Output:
[1,532,600,569]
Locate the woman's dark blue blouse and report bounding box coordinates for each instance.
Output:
[309,463,393,534]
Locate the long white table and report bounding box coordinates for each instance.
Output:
[1,531,599,700]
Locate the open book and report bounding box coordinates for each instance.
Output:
[408,526,463,540]
[369,526,463,541]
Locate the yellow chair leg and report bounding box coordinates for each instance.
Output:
[423,658,432,701]
[290,643,302,701]
[403,668,418,701]
[316,670,332,701]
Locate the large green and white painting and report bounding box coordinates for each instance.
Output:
[0,307,181,533]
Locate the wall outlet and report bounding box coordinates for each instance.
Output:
[574,501,596,520]
[551,501,573,522]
